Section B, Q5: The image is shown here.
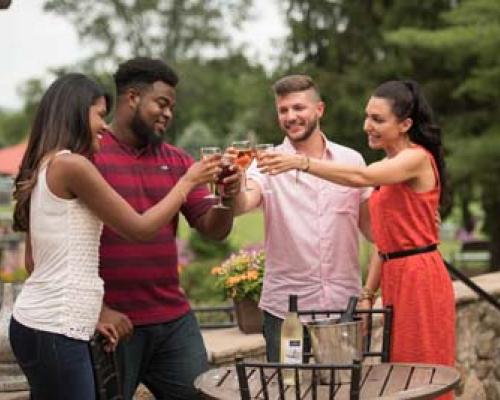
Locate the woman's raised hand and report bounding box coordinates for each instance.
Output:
[257,152,305,175]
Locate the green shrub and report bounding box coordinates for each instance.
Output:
[188,230,235,260]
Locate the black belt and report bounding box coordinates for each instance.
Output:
[379,244,438,261]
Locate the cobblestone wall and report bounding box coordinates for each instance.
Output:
[371,271,500,400]
[454,272,500,400]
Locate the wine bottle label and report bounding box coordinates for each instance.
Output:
[281,339,303,364]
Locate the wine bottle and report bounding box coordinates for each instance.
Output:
[280,294,303,385]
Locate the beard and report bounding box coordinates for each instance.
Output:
[285,116,318,143]
[130,110,163,149]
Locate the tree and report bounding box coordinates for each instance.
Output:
[386,0,500,269]
[276,0,454,160]
[172,54,274,146]
[42,0,275,146]
[43,0,251,65]
[0,78,46,146]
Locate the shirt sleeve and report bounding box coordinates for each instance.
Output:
[246,159,267,193]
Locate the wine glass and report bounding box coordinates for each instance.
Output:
[200,146,221,200]
[255,143,274,194]
[232,140,254,192]
[213,156,233,209]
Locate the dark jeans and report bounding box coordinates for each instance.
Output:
[9,317,96,400]
[262,311,311,363]
[116,310,208,400]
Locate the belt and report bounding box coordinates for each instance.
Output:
[379,244,438,261]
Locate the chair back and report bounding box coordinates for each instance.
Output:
[192,305,237,329]
[235,357,361,400]
[90,333,124,400]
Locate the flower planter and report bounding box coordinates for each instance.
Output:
[233,298,263,334]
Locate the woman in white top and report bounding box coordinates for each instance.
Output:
[9,73,227,400]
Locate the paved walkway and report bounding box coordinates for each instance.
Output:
[0,392,28,400]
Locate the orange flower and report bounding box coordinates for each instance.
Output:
[212,249,265,302]
[246,270,259,280]
[211,266,223,275]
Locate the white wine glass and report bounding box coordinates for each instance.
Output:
[255,143,274,194]
[200,146,221,200]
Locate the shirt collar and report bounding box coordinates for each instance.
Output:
[281,133,334,160]
[106,129,154,158]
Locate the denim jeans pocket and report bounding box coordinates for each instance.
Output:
[9,318,41,368]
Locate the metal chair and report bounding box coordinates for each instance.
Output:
[89,333,124,400]
[298,306,393,362]
[192,304,237,329]
[235,357,361,400]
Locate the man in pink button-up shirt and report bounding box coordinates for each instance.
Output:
[234,75,371,361]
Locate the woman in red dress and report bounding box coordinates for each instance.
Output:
[260,80,456,396]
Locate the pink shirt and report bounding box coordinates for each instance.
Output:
[247,137,371,319]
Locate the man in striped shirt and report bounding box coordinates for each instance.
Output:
[94,57,240,399]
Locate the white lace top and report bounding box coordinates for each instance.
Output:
[13,150,104,341]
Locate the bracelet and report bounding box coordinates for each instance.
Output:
[359,287,376,303]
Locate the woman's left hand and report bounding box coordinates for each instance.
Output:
[257,152,304,175]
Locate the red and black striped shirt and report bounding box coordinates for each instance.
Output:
[94,132,211,325]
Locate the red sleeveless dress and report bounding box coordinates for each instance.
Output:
[369,149,455,398]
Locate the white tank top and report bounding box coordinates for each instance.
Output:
[13,150,104,341]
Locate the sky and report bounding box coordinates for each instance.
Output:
[0,0,287,110]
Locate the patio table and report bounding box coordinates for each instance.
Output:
[195,362,460,399]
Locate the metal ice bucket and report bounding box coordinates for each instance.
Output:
[306,318,363,383]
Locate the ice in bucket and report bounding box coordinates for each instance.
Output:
[307,319,362,383]
[306,298,363,384]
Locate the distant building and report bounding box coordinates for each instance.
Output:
[0,142,26,177]
[0,141,26,204]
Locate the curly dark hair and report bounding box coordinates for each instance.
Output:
[114,57,179,95]
[372,80,450,208]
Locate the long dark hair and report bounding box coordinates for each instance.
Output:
[13,73,111,232]
[372,80,450,208]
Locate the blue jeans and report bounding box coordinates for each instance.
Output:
[9,317,96,400]
[116,311,208,400]
[263,311,311,363]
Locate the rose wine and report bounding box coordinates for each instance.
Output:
[235,149,254,169]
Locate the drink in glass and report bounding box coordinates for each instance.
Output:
[200,146,221,200]
[213,156,232,209]
[255,143,274,194]
[232,140,254,192]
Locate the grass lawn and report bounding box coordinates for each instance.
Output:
[178,210,264,248]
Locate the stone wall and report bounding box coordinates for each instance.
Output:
[370,271,500,400]
[453,272,500,400]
